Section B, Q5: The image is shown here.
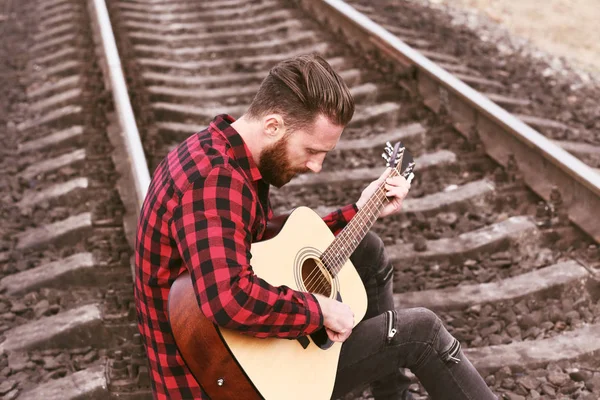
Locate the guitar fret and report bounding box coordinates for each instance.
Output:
[324,142,414,277]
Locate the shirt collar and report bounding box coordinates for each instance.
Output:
[209,114,263,183]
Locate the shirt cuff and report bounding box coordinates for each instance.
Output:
[339,203,358,224]
[301,292,324,335]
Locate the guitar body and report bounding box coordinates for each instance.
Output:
[168,206,368,400]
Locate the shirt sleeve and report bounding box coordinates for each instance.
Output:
[170,166,323,339]
[322,203,358,236]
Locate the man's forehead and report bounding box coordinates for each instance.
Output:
[309,115,343,142]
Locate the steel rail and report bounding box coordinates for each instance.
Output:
[300,0,600,243]
[88,0,151,211]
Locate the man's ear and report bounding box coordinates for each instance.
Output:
[263,114,286,140]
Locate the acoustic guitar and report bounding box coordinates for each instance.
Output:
[168,141,415,399]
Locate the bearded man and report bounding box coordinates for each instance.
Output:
[134,53,495,400]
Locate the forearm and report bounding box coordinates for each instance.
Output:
[322,203,358,235]
[174,167,325,338]
[194,265,323,338]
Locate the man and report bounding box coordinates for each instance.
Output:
[135,53,496,399]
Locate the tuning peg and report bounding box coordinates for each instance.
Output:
[402,162,416,177]
[381,153,391,162]
[385,147,393,156]
[385,141,393,149]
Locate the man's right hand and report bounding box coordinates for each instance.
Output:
[314,294,355,343]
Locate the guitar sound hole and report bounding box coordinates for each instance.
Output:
[301,258,332,297]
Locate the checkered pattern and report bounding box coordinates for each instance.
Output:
[135,114,358,399]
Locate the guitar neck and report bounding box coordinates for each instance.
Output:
[321,168,403,277]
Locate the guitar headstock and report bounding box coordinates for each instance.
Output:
[382,141,416,181]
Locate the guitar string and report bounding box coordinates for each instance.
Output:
[319,166,411,282]
[310,184,387,285]
[321,165,403,276]
[303,163,414,294]
[320,155,411,279]
[303,198,382,294]
[305,185,389,294]
[302,186,386,293]
[325,163,413,278]
[303,166,405,293]
[307,172,393,291]
[303,169,401,294]
[302,158,415,293]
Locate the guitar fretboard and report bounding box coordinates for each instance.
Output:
[321,167,408,276]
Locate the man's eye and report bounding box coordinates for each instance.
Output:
[307,149,318,155]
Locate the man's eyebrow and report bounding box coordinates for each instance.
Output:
[310,145,336,153]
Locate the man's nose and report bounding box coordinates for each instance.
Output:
[306,160,322,173]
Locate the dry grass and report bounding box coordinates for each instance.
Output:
[431,0,600,74]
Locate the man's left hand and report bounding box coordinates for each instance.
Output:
[355,168,411,218]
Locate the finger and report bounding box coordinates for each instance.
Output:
[325,328,341,342]
[332,332,345,342]
[385,197,402,209]
[379,167,393,182]
[385,186,407,197]
[386,175,410,186]
[341,329,353,341]
[385,182,407,190]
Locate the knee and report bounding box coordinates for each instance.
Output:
[410,307,456,349]
[402,308,462,368]
[407,307,441,337]
[395,307,451,353]
[351,231,391,280]
[359,231,385,260]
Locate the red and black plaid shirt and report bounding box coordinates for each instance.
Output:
[135,114,357,399]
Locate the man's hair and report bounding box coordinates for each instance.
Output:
[246,53,355,132]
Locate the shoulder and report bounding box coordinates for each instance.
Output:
[166,130,243,195]
[182,164,255,208]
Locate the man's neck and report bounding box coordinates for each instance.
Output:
[231,115,263,166]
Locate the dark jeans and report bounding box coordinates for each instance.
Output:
[332,232,497,400]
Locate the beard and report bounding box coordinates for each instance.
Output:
[258,135,308,188]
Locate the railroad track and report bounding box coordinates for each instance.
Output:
[347,0,600,178]
[1,0,599,399]
[0,0,143,398]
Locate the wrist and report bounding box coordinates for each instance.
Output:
[313,294,330,319]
